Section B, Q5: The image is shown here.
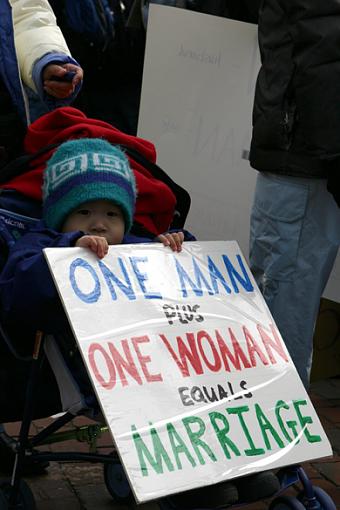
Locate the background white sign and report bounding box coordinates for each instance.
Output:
[45,242,332,503]
[137,5,340,302]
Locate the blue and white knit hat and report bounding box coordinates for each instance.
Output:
[42,138,136,232]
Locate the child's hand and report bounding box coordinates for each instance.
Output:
[157,232,184,252]
[75,235,108,259]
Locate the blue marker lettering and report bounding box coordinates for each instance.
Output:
[222,254,254,293]
[69,258,101,303]
[98,258,136,300]
[175,257,213,298]
[129,256,162,299]
[207,256,231,294]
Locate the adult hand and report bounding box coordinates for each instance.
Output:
[75,235,109,259]
[157,231,184,252]
[43,63,83,99]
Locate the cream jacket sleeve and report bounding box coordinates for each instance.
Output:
[10,0,71,90]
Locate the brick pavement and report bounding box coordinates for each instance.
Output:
[2,377,340,510]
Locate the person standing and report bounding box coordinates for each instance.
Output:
[248,0,340,388]
[48,0,145,135]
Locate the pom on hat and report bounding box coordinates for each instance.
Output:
[42,138,136,232]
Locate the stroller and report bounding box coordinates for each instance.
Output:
[0,147,337,510]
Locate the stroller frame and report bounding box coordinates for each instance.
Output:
[0,324,131,510]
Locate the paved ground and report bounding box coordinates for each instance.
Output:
[2,377,340,510]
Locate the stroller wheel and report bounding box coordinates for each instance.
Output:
[0,479,36,509]
[269,495,305,509]
[298,486,336,510]
[103,461,133,504]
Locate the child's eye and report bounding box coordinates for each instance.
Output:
[107,211,119,217]
[77,209,90,216]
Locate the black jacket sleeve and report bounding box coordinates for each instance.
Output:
[0,223,83,332]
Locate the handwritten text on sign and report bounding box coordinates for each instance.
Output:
[44,241,332,503]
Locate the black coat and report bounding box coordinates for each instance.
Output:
[249,0,340,201]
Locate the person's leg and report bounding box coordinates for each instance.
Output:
[249,172,340,388]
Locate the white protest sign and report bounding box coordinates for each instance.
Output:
[138,6,259,260]
[44,241,332,503]
[138,5,340,302]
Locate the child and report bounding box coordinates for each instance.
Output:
[41,137,185,257]
[0,138,279,506]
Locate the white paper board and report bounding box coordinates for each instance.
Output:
[44,242,332,503]
[137,5,340,302]
[138,6,259,255]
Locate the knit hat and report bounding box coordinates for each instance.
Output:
[42,138,136,232]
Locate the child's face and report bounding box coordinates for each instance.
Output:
[62,200,125,245]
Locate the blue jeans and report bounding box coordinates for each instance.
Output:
[249,172,340,388]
